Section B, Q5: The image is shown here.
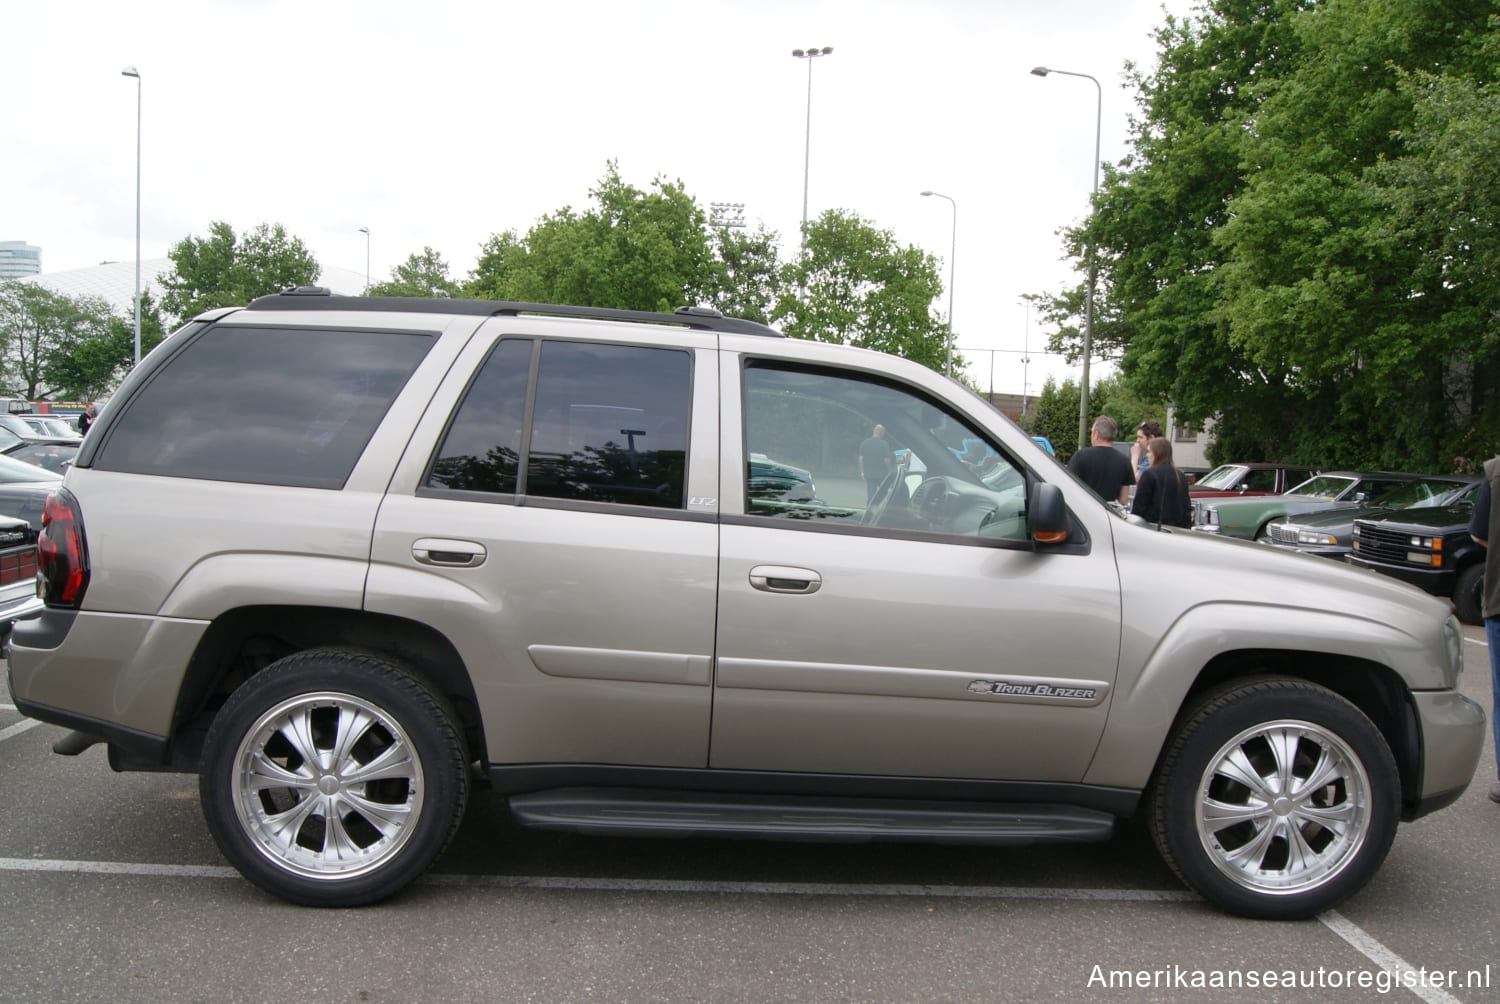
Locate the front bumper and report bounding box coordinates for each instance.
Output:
[1410,689,1487,818]
[1264,542,1351,560]
[1347,555,1455,597]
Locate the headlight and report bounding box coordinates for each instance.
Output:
[1297,530,1338,545]
[1444,615,1464,685]
[1204,509,1218,526]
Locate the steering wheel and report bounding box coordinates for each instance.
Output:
[861,470,902,526]
[911,477,951,523]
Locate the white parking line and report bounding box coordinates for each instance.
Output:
[0,718,39,743]
[1320,909,1465,1004]
[0,854,1453,1001]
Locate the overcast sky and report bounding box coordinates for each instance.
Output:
[4,0,1192,396]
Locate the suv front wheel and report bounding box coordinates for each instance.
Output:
[1147,678,1399,920]
[200,649,470,906]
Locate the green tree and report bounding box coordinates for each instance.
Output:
[368,247,460,298]
[1039,0,1500,470]
[44,290,167,400]
[1025,373,1153,463]
[0,282,113,399]
[159,221,320,321]
[773,209,949,370]
[465,162,713,312]
[700,224,784,324]
[1028,376,1083,462]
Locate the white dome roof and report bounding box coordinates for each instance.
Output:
[18,260,366,315]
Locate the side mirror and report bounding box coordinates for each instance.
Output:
[1029,483,1069,544]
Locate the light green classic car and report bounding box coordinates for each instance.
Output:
[1191,471,1423,538]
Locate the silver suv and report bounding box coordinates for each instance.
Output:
[8,290,1485,918]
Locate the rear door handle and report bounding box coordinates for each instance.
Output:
[412,537,487,568]
[749,565,821,594]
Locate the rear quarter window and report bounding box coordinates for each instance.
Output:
[92,324,435,488]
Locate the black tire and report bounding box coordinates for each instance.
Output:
[200,648,469,907]
[1453,564,1484,626]
[1146,678,1399,920]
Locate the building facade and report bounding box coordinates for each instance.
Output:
[0,241,42,279]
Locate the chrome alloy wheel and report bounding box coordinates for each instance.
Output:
[231,691,425,881]
[1194,718,1371,896]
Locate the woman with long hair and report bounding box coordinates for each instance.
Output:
[1130,436,1192,528]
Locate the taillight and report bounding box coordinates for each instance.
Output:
[38,488,89,608]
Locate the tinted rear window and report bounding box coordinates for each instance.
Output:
[93,324,435,488]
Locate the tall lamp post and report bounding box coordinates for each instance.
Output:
[792,46,833,251]
[1031,65,1101,453]
[357,226,371,293]
[1019,299,1032,416]
[121,66,142,368]
[921,190,957,376]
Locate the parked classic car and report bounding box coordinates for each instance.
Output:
[1189,462,1319,498]
[1260,476,1478,560]
[1350,500,1487,623]
[0,452,62,531]
[2,438,79,474]
[1193,471,1424,539]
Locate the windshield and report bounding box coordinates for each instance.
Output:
[1370,478,1471,510]
[1286,475,1356,500]
[1194,465,1246,490]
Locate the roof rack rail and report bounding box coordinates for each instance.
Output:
[243,290,782,337]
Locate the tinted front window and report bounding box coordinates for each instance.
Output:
[742,362,1029,542]
[1243,469,1277,492]
[94,325,435,488]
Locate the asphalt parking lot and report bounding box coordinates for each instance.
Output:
[3,628,1497,1003]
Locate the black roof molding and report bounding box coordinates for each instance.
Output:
[244,288,783,337]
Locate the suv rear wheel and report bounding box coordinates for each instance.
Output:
[200,649,469,906]
[1147,678,1399,920]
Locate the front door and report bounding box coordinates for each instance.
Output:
[710,359,1122,783]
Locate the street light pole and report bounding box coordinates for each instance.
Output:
[792,46,833,251]
[1031,65,1101,453]
[1020,299,1031,416]
[357,227,370,294]
[921,190,957,376]
[121,66,141,368]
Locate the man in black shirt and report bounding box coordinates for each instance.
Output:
[1466,458,1500,804]
[1067,415,1135,505]
[858,424,894,503]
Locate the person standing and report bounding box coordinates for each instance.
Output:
[858,424,894,503]
[78,402,97,435]
[1466,455,1500,804]
[1067,415,1136,505]
[1130,420,1164,481]
[1130,436,1192,528]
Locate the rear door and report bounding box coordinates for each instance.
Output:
[368,325,720,768]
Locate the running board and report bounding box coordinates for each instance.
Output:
[507,787,1115,844]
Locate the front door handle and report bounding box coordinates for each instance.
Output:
[413,537,487,568]
[749,565,821,594]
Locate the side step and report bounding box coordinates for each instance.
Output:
[507,787,1115,845]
